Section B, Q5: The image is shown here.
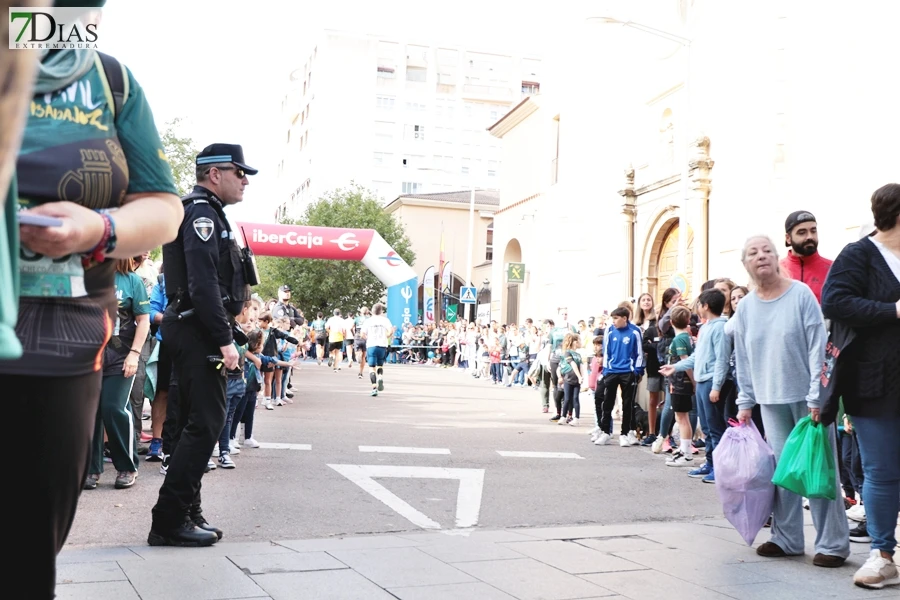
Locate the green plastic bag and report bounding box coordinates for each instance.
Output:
[771,415,836,500]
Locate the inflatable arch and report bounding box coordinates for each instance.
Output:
[238,222,418,331]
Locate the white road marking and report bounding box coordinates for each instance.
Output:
[328,464,485,530]
[496,451,585,459]
[359,446,451,455]
[257,443,312,450]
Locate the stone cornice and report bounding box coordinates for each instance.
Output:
[488,96,541,138]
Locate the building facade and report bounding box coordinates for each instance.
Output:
[277,30,541,220]
[384,190,499,319]
[487,0,898,324]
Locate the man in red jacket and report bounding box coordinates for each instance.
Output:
[780,210,833,303]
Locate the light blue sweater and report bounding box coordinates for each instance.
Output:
[673,316,730,390]
[731,281,826,410]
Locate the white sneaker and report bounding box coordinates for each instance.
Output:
[666,451,694,467]
[569,418,579,427]
[651,436,665,454]
[218,453,236,469]
[275,399,286,407]
[847,504,867,522]
[242,437,260,448]
[627,430,640,446]
[594,433,611,446]
[854,550,900,589]
[265,401,274,411]
[590,432,600,443]
[558,418,567,426]
[230,438,241,450]
[619,435,631,447]
[588,426,601,437]
[228,444,240,455]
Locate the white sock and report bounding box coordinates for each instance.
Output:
[680,438,692,456]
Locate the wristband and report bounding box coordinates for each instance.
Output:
[82,210,118,267]
[129,348,141,355]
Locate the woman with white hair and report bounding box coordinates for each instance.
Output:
[732,234,850,567]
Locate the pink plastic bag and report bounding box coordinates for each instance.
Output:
[714,419,776,545]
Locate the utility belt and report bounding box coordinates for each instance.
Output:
[173,294,233,321]
[165,295,248,346]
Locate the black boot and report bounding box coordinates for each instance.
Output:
[148,520,218,547]
[192,514,223,540]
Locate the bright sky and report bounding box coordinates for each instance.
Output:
[98,0,581,223]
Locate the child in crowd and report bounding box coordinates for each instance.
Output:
[489,340,503,384]
[557,332,584,425]
[661,306,695,466]
[600,307,645,447]
[590,334,607,444]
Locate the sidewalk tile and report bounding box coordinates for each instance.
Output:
[513,522,684,540]
[639,530,771,564]
[455,557,616,600]
[713,580,898,600]
[229,552,348,575]
[128,541,293,559]
[574,537,666,554]
[57,561,126,584]
[389,581,517,600]
[56,581,140,600]
[581,570,734,600]
[611,549,768,587]
[736,558,898,599]
[57,546,142,564]
[501,540,647,575]
[397,529,536,544]
[326,546,474,588]
[120,556,266,600]
[418,538,526,563]
[276,535,420,553]
[252,570,395,599]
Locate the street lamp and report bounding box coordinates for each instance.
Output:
[414,166,476,322]
[586,16,693,286]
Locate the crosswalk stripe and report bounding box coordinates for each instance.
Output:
[496,451,584,459]
[359,446,451,455]
[257,443,312,450]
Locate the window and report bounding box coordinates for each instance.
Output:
[401,181,422,194]
[522,81,540,95]
[374,121,394,143]
[485,220,494,261]
[376,96,395,110]
[373,152,393,166]
[406,67,426,82]
[372,180,393,200]
[377,66,395,79]
[406,101,427,112]
[489,108,499,120]
[404,124,425,141]
[461,166,469,175]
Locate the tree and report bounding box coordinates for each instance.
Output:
[149,118,200,261]
[257,184,415,317]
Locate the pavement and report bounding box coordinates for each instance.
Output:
[59,361,895,599]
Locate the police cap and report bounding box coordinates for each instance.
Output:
[196,143,259,175]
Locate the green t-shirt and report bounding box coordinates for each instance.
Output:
[550,324,576,359]
[104,271,150,375]
[0,181,22,360]
[1,56,177,377]
[559,349,583,382]
[668,332,694,395]
[354,314,368,340]
[312,318,326,335]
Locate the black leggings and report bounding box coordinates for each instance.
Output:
[3,371,102,600]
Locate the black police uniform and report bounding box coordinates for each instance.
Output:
[150,145,256,546]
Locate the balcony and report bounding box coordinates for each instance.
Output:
[550,158,558,185]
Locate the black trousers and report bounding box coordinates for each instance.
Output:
[549,358,563,416]
[152,315,226,531]
[601,372,636,435]
[4,371,101,600]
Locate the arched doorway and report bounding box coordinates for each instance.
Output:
[652,220,694,305]
[503,239,523,325]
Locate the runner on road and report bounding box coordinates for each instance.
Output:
[311,312,327,365]
[359,303,394,396]
[354,306,370,379]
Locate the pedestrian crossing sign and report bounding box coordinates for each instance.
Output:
[460,286,477,304]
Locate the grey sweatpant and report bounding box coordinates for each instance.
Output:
[761,401,850,558]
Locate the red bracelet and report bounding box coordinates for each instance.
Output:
[82,213,111,268]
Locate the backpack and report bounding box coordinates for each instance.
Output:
[96,52,128,119]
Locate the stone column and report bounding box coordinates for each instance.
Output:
[618,165,637,301]
[688,136,714,294]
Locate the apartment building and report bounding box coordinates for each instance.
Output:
[276,30,541,220]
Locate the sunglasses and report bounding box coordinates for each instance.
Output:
[216,165,247,179]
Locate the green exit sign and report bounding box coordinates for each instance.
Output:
[507,262,525,283]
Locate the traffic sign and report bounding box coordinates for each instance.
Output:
[460,286,477,304]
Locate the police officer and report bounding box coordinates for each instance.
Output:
[149,144,257,547]
[272,284,303,327]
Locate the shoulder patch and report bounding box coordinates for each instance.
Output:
[192,199,209,204]
[193,217,215,242]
